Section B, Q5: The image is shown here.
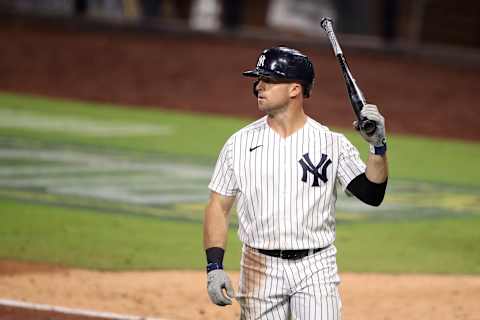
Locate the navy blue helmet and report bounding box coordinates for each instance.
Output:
[243,46,315,98]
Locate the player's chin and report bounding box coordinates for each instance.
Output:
[258,105,271,114]
[257,98,269,110]
[258,102,281,115]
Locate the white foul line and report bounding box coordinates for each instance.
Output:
[0,299,171,320]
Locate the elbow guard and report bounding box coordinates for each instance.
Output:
[346,173,387,207]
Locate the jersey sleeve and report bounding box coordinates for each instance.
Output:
[336,134,367,191]
[208,138,239,197]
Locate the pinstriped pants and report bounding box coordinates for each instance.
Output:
[237,245,341,320]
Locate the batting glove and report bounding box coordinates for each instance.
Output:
[354,104,387,155]
[207,269,235,306]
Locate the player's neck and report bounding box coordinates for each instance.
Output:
[266,106,307,138]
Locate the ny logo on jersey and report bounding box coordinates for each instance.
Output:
[257,55,266,68]
[298,153,332,187]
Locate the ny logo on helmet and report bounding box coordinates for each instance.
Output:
[298,153,332,187]
[257,55,266,68]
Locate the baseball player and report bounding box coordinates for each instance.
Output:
[203,46,388,319]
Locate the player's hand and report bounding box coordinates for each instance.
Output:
[353,104,386,148]
[207,269,235,306]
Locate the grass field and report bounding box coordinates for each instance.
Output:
[1,92,479,274]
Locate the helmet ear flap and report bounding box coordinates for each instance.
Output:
[253,80,260,97]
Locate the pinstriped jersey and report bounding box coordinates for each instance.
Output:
[208,116,366,250]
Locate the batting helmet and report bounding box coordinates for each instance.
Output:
[243,46,315,98]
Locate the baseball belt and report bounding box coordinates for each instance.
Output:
[256,247,327,260]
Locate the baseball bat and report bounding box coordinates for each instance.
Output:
[320,17,377,136]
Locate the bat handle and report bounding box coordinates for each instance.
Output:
[321,17,343,56]
[360,118,377,136]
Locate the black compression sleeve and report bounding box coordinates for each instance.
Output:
[346,173,387,206]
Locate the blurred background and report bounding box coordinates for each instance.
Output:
[2,0,480,50]
[1,0,480,139]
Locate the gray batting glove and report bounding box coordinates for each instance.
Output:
[354,104,387,152]
[207,269,235,306]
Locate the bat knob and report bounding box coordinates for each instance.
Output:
[360,119,377,136]
[320,17,333,29]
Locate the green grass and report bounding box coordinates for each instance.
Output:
[336,217,480,274]
[1,92,479,185]
[343,131,480,187]
[1,91,480,274]
[2,199,479,274]
[0,199,240,270]
[0,92,248,161]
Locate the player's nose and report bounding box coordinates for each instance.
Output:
[256,79,266,92]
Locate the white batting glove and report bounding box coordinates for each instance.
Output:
[207,269,235,306]
[354,104,387,155]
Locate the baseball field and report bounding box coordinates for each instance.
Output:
[1,92,480,271]
[1,20,480,320]
[1,92,479,319]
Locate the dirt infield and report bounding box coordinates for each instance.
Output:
[1,260,480,320]
[0,305,119,320]
[0,19,479,141]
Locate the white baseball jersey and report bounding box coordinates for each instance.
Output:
[208,115,366,250]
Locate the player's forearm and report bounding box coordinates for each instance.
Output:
[203,200,230,250]
[365,153,388,183]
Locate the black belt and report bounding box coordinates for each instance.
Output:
[256,247,324,260]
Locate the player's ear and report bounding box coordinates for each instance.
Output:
[289,83,302,98]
